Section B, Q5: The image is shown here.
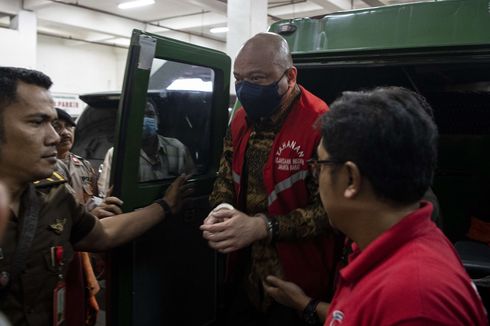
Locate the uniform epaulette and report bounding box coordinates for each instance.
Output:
[71,153,87,167]
[33,171,67,188]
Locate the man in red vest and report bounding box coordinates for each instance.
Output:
[200,32,340,325]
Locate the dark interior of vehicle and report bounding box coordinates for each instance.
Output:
[297,60,490,243]
[149,89,213,176]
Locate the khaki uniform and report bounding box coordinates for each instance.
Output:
[61,153,97,206]
[57,153,100,326]
[0,175,96,325]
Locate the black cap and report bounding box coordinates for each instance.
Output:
[55,108,76,127]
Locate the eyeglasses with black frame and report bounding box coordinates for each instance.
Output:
[307,158,340,179]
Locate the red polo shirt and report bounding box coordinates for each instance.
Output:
[325,202,487,326]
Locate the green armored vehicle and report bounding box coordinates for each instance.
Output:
[72,1,490,324]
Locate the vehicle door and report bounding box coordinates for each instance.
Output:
[107,29,230,326]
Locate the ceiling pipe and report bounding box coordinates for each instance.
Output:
[38,31,129,49]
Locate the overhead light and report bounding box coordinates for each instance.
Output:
[167,78,212,92]
[106,37,131,47]
[210,26,228,34]
[118,0,155,10]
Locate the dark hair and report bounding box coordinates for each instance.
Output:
[0,67,53,142]
[0,67,52,108]
[318,87,438,204]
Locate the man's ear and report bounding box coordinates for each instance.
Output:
[287,66,297,85]
[344,161,361,199]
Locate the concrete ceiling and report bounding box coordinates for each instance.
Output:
[0,0,432,49]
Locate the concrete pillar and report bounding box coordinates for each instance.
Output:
[226,0,268,93]
[0,10,37,68]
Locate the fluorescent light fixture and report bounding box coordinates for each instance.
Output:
[167,78,212,92]
[107,37,131,47]
[118,0,155,9]
[210,26,228,34]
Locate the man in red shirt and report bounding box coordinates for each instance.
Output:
[265,87,487,325]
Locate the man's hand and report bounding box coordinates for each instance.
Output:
[200,208,268,253]
[163,174,192,214]
[202,203,234,225]
[90,196,123,218]
[263,275,310,311]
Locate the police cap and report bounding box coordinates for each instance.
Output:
[55,108,76,127]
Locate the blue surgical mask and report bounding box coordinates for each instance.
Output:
[235,71,289,121]
[142,117,158,139]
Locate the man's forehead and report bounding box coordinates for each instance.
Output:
[233,57,281,76]
[16,82,54,104]
[12,82,56,117]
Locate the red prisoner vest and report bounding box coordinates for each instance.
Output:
[231,85,337,300]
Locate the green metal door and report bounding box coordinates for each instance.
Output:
[108,29,230,326]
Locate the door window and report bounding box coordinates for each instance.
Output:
[138,58,214,182]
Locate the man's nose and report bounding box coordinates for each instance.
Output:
[47,123,61,145]
[59,127,70,137]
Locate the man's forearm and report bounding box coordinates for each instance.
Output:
[101,203,164,248]
[272,199,330,240]
[78,203,165,251]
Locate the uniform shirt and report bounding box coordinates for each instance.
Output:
[210,85,330,310]
[325,202,488,326]
[98,135,195,197]
[60,152,97,205]
[0,183,96,326]
[139,136,195,181]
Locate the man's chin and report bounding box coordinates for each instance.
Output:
[32,166,56,182]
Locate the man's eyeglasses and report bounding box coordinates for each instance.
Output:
[307,158,340,179]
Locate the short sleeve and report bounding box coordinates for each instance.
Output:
[69,200,97,244]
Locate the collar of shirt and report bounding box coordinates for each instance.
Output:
[60,152,72,166]
[140,136,176,165]
[141,136,163,165]
[340,201,434,283]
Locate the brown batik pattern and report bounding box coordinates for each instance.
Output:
[209,85,331,311]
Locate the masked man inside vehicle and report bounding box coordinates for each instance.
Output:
[0,66,188,326]
[98,100,195,196]
[200,32,340,325]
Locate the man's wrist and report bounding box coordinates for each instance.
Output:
[154,199,172,218]
[255,213,277,242]
[302,298,321,325]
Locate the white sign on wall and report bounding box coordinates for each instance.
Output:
[51,93,86,118]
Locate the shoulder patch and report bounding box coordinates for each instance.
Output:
[33,171,67,188]
[71,155,82,166]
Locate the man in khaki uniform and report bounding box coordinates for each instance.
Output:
[53,108,102,325]
[54,108,98,208]
[0,66,188,326]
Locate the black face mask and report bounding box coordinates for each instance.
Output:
[235,70,289,121]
